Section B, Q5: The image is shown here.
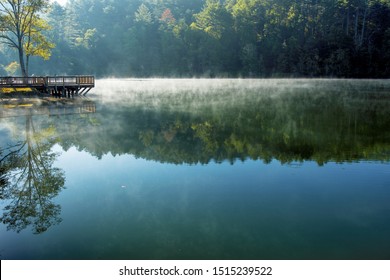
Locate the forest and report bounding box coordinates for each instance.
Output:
[1,0,390,78]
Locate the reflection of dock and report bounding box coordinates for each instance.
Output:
[0,76,95,97]
[0,98,96,118]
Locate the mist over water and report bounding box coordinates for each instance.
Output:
[96,78,390,108]
[1,79,390,259]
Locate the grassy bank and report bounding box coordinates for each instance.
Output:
[0,87,48,103]
[0,87,38,96]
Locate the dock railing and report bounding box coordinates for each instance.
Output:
[0,75,95,96]
[1,75,95,87]
[45,76,95,87]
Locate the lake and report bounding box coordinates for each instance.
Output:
[1,79,390,260]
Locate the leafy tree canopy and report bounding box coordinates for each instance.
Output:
[1,0,390,77]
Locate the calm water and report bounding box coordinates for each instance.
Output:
[1,79,390,260]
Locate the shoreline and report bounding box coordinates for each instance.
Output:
[1,90,93,107]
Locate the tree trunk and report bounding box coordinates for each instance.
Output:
[26,55,30,77]
[360,6,368,48]
[18,37,28,77]
[346,6,350,35]
[354,7,359,44]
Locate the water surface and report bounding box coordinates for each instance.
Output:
[1,79,390,259]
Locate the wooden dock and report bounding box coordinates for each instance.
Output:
[0,75,95,97]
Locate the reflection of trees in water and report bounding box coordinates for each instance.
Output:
[0,115,65,234]
[58,87,390,165]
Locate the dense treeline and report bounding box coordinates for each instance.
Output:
[1,0,390,77]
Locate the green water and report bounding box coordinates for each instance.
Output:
[1,79,390,260]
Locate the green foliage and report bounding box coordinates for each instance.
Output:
[0,0,54,76]
[75,28,97,49]
[1,0,389,77]
[135,3,153,24]
[25,18,55,60]
[4,61,19,75]
[191,0,232,40]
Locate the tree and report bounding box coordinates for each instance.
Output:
[0,0,54,76]
[191,0,231,40]
[135,3,153,24]
[1,0,388,78]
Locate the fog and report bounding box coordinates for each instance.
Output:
[2,78,390,165]
[94,78,390,111]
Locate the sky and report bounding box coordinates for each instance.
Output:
[51,0,68,6]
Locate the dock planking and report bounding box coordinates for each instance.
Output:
[0,75,95,97]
